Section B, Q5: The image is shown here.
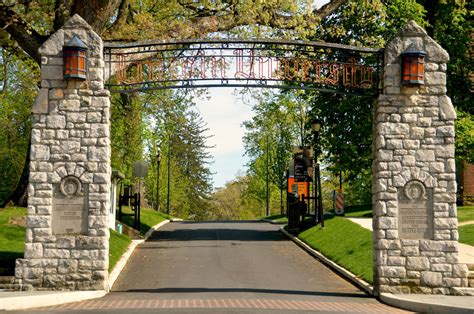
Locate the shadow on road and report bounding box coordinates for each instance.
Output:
[148,227,285,242]
[113,287,369,299]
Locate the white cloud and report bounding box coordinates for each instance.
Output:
[194,88,255,187]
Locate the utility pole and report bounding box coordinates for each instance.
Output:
[266,133,270,217]
[167,136,171,215]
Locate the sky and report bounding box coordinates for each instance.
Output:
[193,0,329,189]
[194,88,254,189]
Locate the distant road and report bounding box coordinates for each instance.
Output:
[21,221,409,313]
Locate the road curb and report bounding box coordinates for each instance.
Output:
[260,218,286,225]
[380,293,474,314]
[107,220,170,291]
[0,290,107,311]
[279,227,374,296]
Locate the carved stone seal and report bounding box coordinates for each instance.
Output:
[59,176,82,197]
[404,180,426,201]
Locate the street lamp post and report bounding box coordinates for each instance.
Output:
[311,119,324,227]
[266,134,270,217]
[167,136,171,215]
[155,149,161,211]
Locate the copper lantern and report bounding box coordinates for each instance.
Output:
[401,44,426,86]
[63,35,87,80]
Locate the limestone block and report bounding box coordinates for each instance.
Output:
[407,257,430,270]
[387,256,405,266]
[419,117,432,127]
[420,240,457,252]
[431,264,452,272]
[434,218,457,229]
[429,162,445,173]
[443,278,461,287]
[60,140,81,153]
[383,229,396,239]
[452,264,468,277]
[378,150,393,162]
[87,112,102,123]
[68,112,87,123]
[424,42,449,63]
[402,113,418,123]
[32,89,49,114]
[424,108,439,117]
[93,173,108,183]
[378,217,397,229]
[438,96,456,120]
[386,139,403,149]
[24,243,44,258]
[401,155,416,166]
[415,150,435,161]
[402,246,420,256]
[46,114,66,129]
[403,140,420,149]
[436,126,454,137]
[411,127,424,139]
[27,215,51,228]
[59,99,80,111]
[87,147,110,162]
[29,172,48,183]
[421,271,443,287]
[43,249,71,259]
[31,145,51,161]
[377,122,410,135]
[42,65,63,81]
[90,123,109,137]
[380,266,406,278]
[376,239,401,250]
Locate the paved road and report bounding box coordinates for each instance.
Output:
[19,221,410,313]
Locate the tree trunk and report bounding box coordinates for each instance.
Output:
[1,137,30,207]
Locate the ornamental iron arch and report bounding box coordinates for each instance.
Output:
[103,38,383,95]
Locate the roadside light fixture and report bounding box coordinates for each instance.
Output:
[311,118,324,228]
[400,44,426,86]
[155,148,161,212]
[63,35,88,80]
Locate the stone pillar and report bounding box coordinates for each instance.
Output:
[372,21,471,295]
[15,14,111,290]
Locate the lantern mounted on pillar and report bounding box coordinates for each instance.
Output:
[400,44,426,86]
[63,35,88,80]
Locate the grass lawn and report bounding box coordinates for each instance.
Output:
[458,206,474,223]
[0,207,26,275]
[459,224,474,246]
[0,207,134,274]
[298,216,373,284]
[340,205,373,218]
[119,206,174,234]
[108,229,132,272]
[262,214,288,223]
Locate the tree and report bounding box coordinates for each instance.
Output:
[0,0,345,207]
[243,91,305,214]
[0,48,38,206]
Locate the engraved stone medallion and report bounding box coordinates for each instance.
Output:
[398,180,433,239]
[52,175,88,235]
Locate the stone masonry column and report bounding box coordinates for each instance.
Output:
[15,15,111,290]
[372,21,471,295]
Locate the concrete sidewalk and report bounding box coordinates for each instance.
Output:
[346,217,474,265]
[0,220,170,311]
[280,221,474,314]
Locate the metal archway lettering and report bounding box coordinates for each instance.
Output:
[104,39,383,95]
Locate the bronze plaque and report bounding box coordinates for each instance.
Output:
[52,176,88,235]
[398,180,433,239]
